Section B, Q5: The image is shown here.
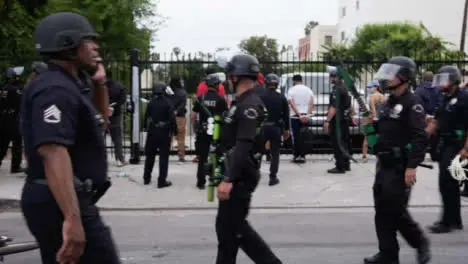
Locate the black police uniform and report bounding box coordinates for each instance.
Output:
[260,83,289,185]
[429,88,468,232]
[215,54,281,264]
[0,75,23,172]
[20,63,120,263]
[216,89,281,264]
[142,86,176,187]
[366,90,429,263]
[328,81,351,173]
[193,89,227,189]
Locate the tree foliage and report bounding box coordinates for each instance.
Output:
[304,21,319,35]
[238,35,279,73]
[0,0,162,67]
[323,22,467,77]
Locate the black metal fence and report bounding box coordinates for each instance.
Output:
[3,52,468,160]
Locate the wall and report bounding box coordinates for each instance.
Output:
[298,35,311,61]
[337,0,466,50]
[308,25,338,59]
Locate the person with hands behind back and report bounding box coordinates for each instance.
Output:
[20,12,120,264]
[362,56,430,264]
[215,54,282,264]
[286,74,314,163]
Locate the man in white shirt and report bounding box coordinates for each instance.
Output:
[287,74,314,163]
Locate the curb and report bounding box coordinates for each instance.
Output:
[0,199,21,211]
[95,204,458,211]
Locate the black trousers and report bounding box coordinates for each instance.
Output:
[107,115,125,162]
[196,133,211,186]
[262,125,281,178]
[21,182,120,264]
[215,169,281,264]
[143,128,171,184]
[290,116,304,157]
[0,114,22,170]
[373,163,427,260]
[329,121,350,170]
[438,144,462,226]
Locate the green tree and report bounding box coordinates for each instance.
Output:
[238,35,279,72]
[0,0,163,67]
[323,22,466,77]
[45,0,160,59]
[304,20,319,35]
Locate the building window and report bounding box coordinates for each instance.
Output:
[340,6,346,17]
[324,35,333,46]
[355,0,359,11]
[341,31,345,41]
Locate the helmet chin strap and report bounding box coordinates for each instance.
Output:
[387,77,408,91]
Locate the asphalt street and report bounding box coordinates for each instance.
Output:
[1,208,467,263]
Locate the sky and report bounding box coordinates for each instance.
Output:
[150,0,338,56]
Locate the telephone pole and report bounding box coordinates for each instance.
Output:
[460,0,468,52]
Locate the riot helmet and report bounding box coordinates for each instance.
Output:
[152,82,167,96]
[374,56,417,90]
[31,61,48,74]
[225,54,260,79]
[34,12,98,54]
[264,73,280,88]
[206,74,221,89]
[326,65,342,85]
[4,67,24,83]
[433,65,462,92]
[326,65,340,77]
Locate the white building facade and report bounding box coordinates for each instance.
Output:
[337,0,467,50]
[297,25,338,60]
[309,25,338,59]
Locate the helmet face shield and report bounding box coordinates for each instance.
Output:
[375,63,402,81]
[432,73,451,87]
[326,65,337,76]
[12,66,24,76]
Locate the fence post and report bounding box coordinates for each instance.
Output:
[129,48,140,164]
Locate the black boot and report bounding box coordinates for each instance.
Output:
[269,176,280,186]
[143,177,151,185]
[427,221,454,234]
[327,167,345,174]
[364,252,399,264]
[10,167,26,174]
[157,180,172,188]
[417,240,431,264]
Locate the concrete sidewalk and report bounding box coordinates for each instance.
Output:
[0,155,466,210]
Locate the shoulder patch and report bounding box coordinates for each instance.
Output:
[412,104,424,113]
[243,107,258,119]
[43,105,61,123]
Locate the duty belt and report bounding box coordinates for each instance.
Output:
[28,176,93,192]
[376,147,406,169]
[263,121,277,126]
[0,109,16,114]
[440,129,464,141]
[28,176,111,204]
[152,121,169,128]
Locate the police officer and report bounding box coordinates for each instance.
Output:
[192,74,227,189]
[363,56,430,264]
[0,67,25,173]
[324,66,352,174]
[426,65,467,233]
[142,82,176,188]
[20,12,120,263]
[215,54,282,264]
[260,73,290,186]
